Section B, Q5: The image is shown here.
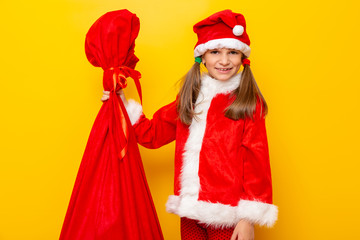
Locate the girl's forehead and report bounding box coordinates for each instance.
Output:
[210,47,239,50]
[206,48,242,53]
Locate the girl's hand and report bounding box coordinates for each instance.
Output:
[230,219,254,240]
[101,91,110,102]
[100,89,128,106]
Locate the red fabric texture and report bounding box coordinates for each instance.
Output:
[133,96,272,206]
[181,218,235,240]
[60,10,163,240]
[193,10,250,49]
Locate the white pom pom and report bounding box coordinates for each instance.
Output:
[233,25,244,36]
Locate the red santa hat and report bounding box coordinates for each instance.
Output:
[193,9,251,57]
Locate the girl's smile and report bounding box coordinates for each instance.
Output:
[202,48,242,81]
[215,67,233,72]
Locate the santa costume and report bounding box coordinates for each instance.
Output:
[125,9,278,229]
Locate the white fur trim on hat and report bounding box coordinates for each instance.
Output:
[194,38,251,57]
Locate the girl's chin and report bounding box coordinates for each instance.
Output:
[208,71,237,81]
[213,75,235,81]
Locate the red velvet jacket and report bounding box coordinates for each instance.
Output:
[125,73,278,227]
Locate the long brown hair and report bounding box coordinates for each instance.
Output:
[177,62,202,125]
[177,57,267,125]
[225,57,268,120]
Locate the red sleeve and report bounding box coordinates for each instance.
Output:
[241,102,273,204]
[133,100,178,149]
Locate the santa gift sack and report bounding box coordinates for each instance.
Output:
[60,9,164,240]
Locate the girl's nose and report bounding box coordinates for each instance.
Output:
[219,53,230,65]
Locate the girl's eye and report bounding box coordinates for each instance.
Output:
[229,51,239,55]
[210,50,219,54]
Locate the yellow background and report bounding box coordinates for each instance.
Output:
[1,0,360,239]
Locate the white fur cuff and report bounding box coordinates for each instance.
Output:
[125,99,143,125]
[236,199,278,227]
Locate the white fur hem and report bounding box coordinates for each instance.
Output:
[166,195,278,228]
[125,99,143,125]
[194,38,251,57]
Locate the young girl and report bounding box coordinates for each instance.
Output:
[103,9,277,240]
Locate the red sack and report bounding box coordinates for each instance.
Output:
[60,10,164,240]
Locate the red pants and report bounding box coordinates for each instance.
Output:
[181,218,235,240]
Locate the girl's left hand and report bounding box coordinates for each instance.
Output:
[101,91,110,102]
[100,90,128,106]
[230,219,254,240]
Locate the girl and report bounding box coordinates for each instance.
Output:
[103,9,277,240]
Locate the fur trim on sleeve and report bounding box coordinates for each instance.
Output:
[125,99,143,125]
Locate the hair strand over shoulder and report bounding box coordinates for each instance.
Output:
[177,62,202,125]
[225,61,267,120]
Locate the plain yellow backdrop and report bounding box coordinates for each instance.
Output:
[1,0,360,239]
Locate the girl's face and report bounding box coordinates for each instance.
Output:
[202,48,242,81]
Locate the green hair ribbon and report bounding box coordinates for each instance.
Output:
[195,56,202,64]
